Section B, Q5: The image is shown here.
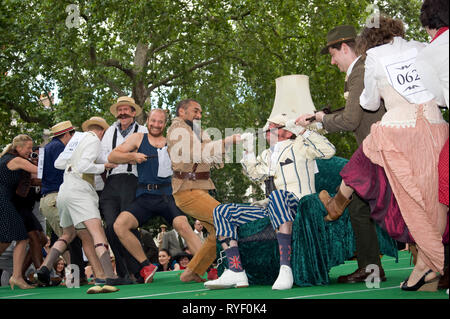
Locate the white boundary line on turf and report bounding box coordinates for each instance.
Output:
[118,288,209,299]
[285,285,400,299]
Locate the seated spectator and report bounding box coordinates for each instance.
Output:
[174,251,193,270]
[50,257,66,286]
[193,220,205,243]
[154,249,179,272]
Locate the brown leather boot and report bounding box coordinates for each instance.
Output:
[320,189,352,222]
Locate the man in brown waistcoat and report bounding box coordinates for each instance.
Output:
[297,25,387,284]
[167,99,240,283]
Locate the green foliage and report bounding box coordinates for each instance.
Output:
[1,0,431,212]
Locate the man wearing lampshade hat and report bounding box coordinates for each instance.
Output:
[205,75,336,290]
[99,96,148,283]
[36,116,126,292]
[296,25,387,285]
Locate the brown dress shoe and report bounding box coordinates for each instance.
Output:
[337,267,386,284]
[320,189,352,222]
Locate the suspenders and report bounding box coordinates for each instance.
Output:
[109,123,139,175]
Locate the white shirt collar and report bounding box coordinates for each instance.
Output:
[346,56,361,77]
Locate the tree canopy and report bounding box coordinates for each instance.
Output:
[1,0,431,207]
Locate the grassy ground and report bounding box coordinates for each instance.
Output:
[0,251,447,301]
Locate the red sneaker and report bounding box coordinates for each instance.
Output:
[140,264,157,283]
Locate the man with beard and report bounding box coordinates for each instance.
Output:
[99,96,148,283]
[108,109,202,283]
[167,99,241,283]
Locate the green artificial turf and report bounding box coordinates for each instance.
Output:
[0,251,447,300]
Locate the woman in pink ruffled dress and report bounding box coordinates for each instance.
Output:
[319,15,448,292]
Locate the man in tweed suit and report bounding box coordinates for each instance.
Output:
[297,25,387,284]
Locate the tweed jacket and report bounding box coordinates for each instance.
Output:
[241,130,336,200]
[322,57,386,145]
[160,229,184,257]
[167,117,226,194]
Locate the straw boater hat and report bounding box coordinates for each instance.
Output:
[50,120,75,138]
[110,96,142,117]
[82,116,110,132]
[320,25,357,55]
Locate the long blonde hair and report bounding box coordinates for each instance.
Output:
[0,134,33,158]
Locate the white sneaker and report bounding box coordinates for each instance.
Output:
[272,265,294,290]
[204,269,249,290]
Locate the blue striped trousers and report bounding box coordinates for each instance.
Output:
[213,190,299,240]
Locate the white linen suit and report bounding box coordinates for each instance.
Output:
[55,131,106,228]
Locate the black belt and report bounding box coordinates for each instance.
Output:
[138,183,171,191]
[264,176,276,198]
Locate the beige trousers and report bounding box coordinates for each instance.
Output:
[174,189,220,276]
[39,193,63,237]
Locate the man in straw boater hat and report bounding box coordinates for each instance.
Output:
[36,116,126,293]
[205,75,336,290]
[296,25,388,285]
[99,96,148,284]
[38,120,89,285]
[108,108,202,283]
[40,121,75,238]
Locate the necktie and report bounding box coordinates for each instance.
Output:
[178,233,184,249]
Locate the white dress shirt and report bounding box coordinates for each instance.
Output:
[100,121,148,177]
[416,29,449,108]
[360,37,432,111]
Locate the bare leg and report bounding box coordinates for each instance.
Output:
[10,240,30,286]
[404,248,439,287]
[83,218,116,279]
[173,216,202,255]
[41,226,76,270]
[76,229,104,279]
[278,221,292,235]
[339,180,355,199]
[114,211,146,263]
[27,230,44,269]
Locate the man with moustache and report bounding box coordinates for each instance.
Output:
[108,109,202,283]
[99,96,148,283]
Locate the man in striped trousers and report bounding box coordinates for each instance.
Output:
[204,113,335,290]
